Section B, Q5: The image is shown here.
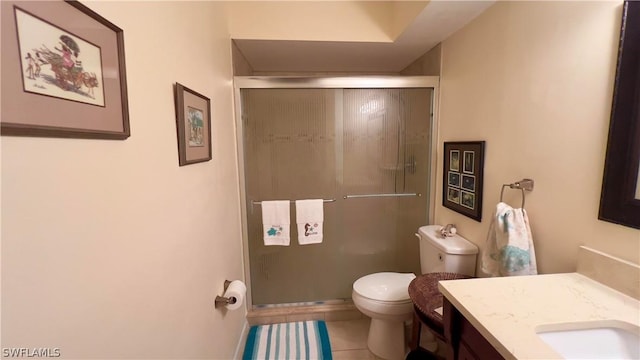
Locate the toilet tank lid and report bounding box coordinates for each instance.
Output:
[418,225,479,255]
[353,272,416,302]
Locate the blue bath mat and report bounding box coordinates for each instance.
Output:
[243,320,332,360]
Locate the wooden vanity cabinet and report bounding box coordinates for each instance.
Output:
[443,298,505,360]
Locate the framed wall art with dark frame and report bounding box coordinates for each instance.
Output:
[0,0,130,139]
[443,141,485,221]
[174,83,212,166]
[599,1,640,229]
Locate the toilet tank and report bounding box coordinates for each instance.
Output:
[417,225,478,276]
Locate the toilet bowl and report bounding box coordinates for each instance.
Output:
[352,225,479,360]
[352,272,416,360]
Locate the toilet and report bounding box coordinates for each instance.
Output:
[352,225,479,360]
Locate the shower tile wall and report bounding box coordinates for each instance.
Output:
[242,88,432,305]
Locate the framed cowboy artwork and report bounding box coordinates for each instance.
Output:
[1,0,130,139]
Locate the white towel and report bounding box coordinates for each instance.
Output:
[482,202,538,276]
[261,200,290,246]
[295,199,324,245]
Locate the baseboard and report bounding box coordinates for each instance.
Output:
[246,302,363,325]
[233,320,249,360]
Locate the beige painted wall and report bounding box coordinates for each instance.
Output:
[228,1,418,42]
[232,41,254,76]
[390,1,429,39]
[1,1,245,358]
[400,43,441,76]
[436,1,640,275]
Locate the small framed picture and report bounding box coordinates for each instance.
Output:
[461,191,475,209]
[447,187,460,204]
[443,141,485,221]
[450,150,460,171]
[448,171,461,187]
[174,83,212,166]
[463,151,475,174]
[462,174,475,192]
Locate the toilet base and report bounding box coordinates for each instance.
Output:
[367,318,406,360]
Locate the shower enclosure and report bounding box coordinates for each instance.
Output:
[234,77,438,306]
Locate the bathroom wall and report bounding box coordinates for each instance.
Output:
[400,44,441,76]
[227,2,427,42]
[1,1,245,358]
[232,41,255,76]
[435,1,640,274]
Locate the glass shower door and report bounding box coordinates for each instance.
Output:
[241,87,432,305]
[339,89,431,293]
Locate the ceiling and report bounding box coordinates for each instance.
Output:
[234,1,495,73]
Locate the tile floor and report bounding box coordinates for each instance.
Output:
[325,318,444,360]
[325,318,384,360]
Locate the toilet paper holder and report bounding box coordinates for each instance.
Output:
[215,280,237,308]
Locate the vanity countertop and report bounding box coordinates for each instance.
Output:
[438,272,640,360]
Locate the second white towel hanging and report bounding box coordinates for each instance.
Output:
[295,199,324,245]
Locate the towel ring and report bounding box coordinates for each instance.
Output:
[500,185,526,208]
[499,179,534,208]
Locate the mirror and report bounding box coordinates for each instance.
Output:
[599,1,640,229]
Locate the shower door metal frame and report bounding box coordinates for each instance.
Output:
[232,76,440,309]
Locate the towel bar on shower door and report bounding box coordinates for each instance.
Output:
[250,198,336,206]
[343,193,421,199]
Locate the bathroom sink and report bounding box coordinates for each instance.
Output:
[536,321,640,359]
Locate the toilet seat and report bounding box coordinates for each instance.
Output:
[353,272,416,302]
